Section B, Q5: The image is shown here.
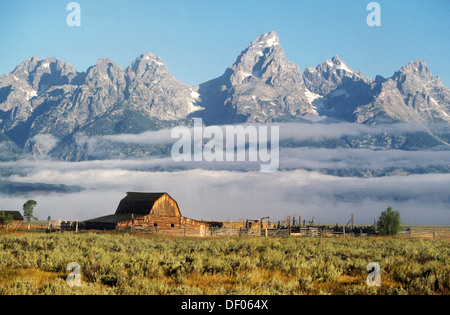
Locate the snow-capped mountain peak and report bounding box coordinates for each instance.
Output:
[0,32,449,160]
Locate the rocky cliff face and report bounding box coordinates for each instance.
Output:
[354,60,450,125]
[303,55,374,121]
[0,57,79,131]
[0,31,448,160]
[198,31,317,125]
[125,53,204,120]
[0,53,202,159]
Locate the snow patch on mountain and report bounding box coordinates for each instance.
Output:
[305,89,323,104]
[266,35,279,47]
[187,88,204,114]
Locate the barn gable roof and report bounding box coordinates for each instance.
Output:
[0,211,24,221]
[115,192,176,216]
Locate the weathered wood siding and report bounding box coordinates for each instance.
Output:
[150,194,181,217]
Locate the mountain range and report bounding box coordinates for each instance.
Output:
[0,31,449,161]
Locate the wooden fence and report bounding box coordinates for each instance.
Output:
[116,225,262,237]
[400,227,450,239]
[11,219,450,240]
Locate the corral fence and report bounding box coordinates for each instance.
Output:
[113,224,379,238]
[44,218,379,238]
[265,225,378,238]
[115,226,262,237]
[400,227,450,239]
[38,218,450,239]
[116,225,210,237]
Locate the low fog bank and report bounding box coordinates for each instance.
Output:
[1,122,448,225]
[1,168,448,225]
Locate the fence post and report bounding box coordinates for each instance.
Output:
[288,215,291,236]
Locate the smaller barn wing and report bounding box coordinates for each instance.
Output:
[1,211,24,221]
[84,213,143,230]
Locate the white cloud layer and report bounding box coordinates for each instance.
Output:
[91,122,435,145]
[1,166,449,225]
[1,122,448,225]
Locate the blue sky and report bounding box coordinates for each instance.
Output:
[0,0,449,86]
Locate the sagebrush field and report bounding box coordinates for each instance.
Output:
[0,232,448,295]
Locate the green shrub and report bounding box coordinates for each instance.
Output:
[0,233,448,295]
[378,206,402,236]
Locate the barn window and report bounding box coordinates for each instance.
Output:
[154,223,158,227]
[171,224,175,228]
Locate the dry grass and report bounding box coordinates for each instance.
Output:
[0,232,448,295]
[0,268,64,286]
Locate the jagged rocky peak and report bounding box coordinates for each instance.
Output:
[238,31,281,61]
[303,55,371,98]
[11,56,78,90]
[399,60,432,78]
[0,33,449,161]
[305,54,355,79]
[203,31,315,123]
[227,31,298,86]
[126,53,171,85]
[11,56,41,79]
[247,31,281,53]
[13,56,76,75]
[355,59,450,124]
[132,53,168,69]
[328,54,354,73]
[88,57,123,74]
[392,60,440,90]
[0,56,81,114]
[390,59,446,96]
[85,57,126,87]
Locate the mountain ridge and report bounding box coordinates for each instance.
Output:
[0,31,449,160]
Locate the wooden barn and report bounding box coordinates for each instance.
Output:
[0,211,24,231]
[84,192,209,236]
